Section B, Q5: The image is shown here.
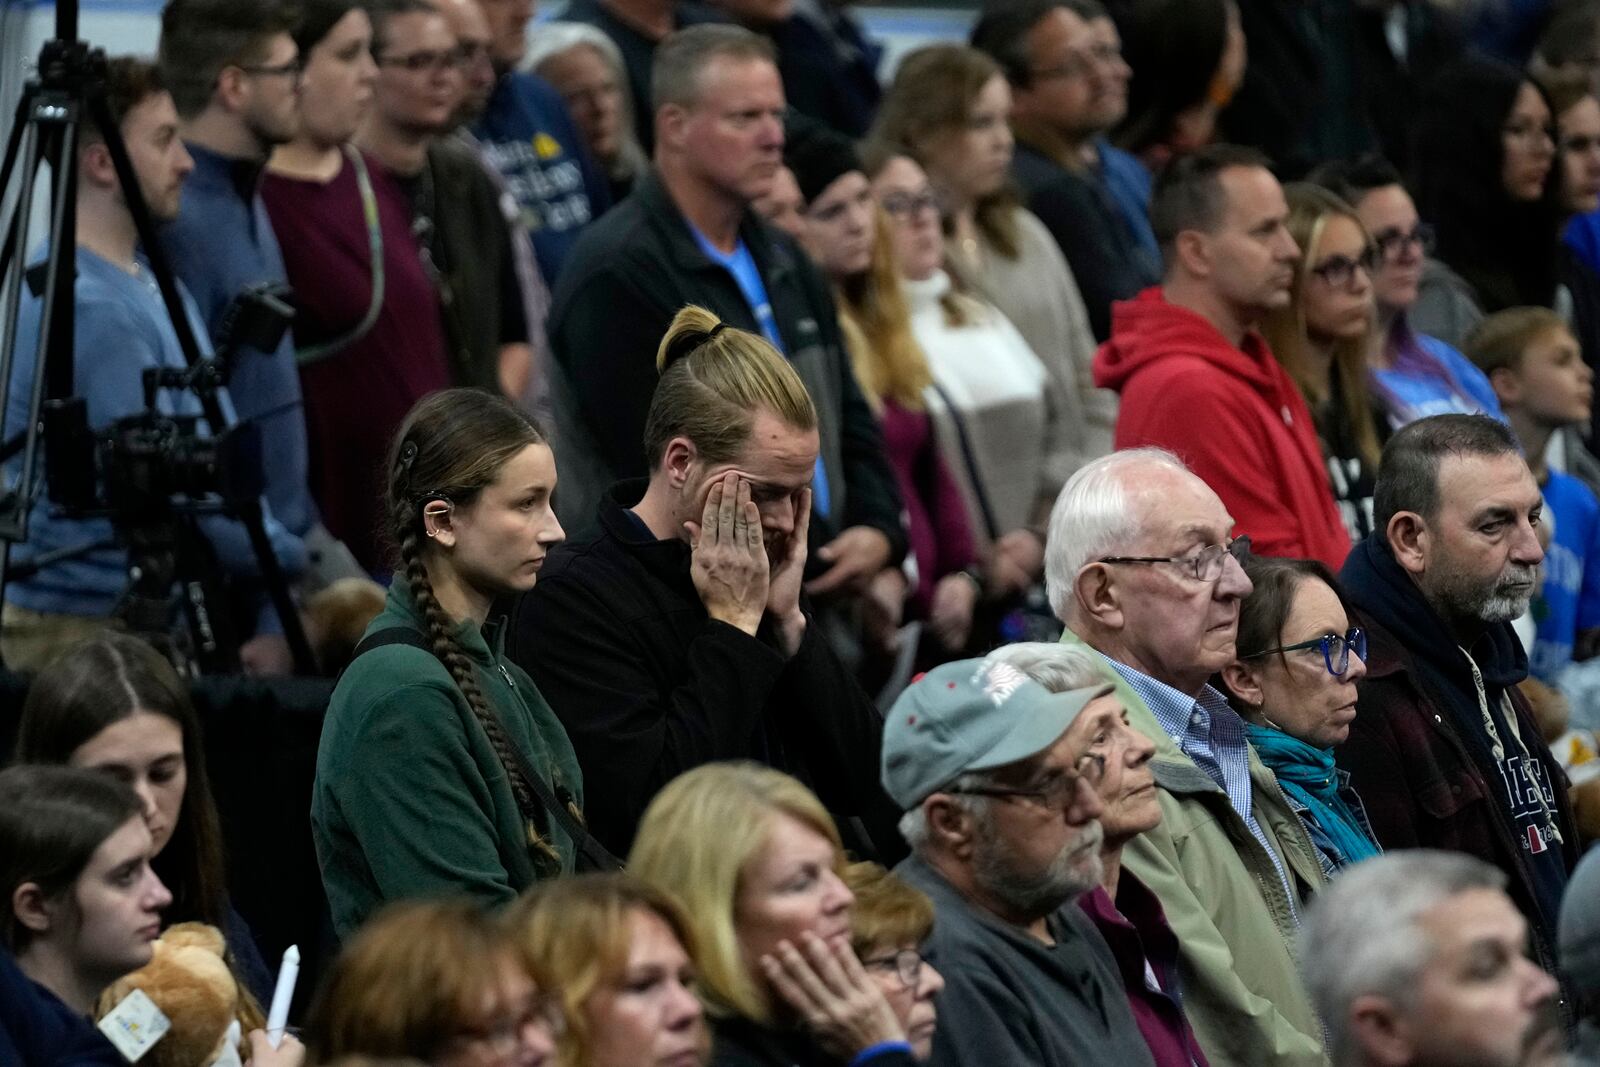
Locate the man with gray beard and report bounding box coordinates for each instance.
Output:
[1338,413,1578,980]
[883,656,1156,1067]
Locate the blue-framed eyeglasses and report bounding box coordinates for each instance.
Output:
[1242,627,1366,677]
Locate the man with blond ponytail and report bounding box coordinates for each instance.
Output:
[512,305,902,861]
[547,24,905,607]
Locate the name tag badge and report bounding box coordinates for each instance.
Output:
[98,989,172,1062]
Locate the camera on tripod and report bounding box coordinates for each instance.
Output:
[39,282,291,521]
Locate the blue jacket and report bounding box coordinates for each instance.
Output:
[0,947,125,1067]
[1371,330,1504,430]
[474,71,611,286]
[4,247,306,632]
[161,143,317,539]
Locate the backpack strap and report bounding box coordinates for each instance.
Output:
[347,627,621,871]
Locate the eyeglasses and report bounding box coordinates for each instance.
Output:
[1099,535,1251,583]
[447,993,567,1057]
[945,752,1108,810]
[236,57,302,80]
[863,948,926,988]
[1503,120,1555,148]
[1309,246,1381,289]
[1372,222,1436,262]
[376,46,466,74]
[1242,627,1367,677]
[880,190,939,219]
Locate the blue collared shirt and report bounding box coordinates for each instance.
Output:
[1100,655,1297,919]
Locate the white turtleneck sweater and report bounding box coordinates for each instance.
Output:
[902,270,1052,544]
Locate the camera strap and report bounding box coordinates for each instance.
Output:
[346,626,623,872]
[295,145,386,368]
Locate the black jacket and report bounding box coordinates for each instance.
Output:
[508,480,903,858]
[1010,141,1159,342]
[547,171,905,561]
[712,1016,916,1067]
[1337,534,1578,968]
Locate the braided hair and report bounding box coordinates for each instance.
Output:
[385,388,562,866]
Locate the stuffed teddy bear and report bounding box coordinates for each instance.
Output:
[95,923,264,1066]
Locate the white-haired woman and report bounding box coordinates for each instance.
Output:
[524,23,649,202]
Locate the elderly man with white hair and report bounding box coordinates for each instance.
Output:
[883,654,1156,1067]
[1300,850,1563,1067]
[1046,446,1328,1067]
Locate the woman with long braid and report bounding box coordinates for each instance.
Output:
[312,389,583,938]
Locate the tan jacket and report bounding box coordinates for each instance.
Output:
[1063,631,1330,1067]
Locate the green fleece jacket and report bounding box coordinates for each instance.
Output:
[1061,630,1330,1067]
[313,580,583,938]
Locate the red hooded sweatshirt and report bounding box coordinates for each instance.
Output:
[1093,288,1351,568]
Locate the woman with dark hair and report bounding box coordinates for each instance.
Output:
[871,44,1108,536]
[14,634,272,1001]
[1220,556,1381,877]
[1263,184,1384,543]
[0,766,169,1015]
[781,122,982,661]
[313,388,581,938]
[1309,155,1507,433]
[305,898,560,1066]
[1411,57,1560,347]
[1114,0,1244,174]
[262,0,452,573]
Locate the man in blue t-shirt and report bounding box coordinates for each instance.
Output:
[474,0,612,285]
[2,58,305,673]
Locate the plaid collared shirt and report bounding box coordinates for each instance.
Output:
[1101,655,1297,921]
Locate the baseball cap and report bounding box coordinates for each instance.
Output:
[881,655,1114,810]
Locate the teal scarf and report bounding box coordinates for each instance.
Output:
[1245,723,1380,869]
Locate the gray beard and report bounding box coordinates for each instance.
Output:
[1431,562,1541,627]
[970,812,1104,919]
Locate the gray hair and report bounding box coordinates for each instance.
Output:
[523,22,648,181]
[985,641,1114,695]
[898,771,990,853]
[651,24,775,112]
[1299,850,1507,1067]
[1044,447,1189,621]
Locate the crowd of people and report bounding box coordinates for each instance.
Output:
[10,0,1600,1064]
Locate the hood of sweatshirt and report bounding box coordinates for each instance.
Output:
[1340,530,1529,689]
[1094,287,1288,399]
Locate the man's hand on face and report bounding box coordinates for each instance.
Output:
[685,473,770,637]
[766,486,812,657]
[805,526,893,599]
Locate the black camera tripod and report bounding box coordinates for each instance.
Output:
[0,2,315,675]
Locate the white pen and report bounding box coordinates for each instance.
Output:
[265,944,300,1049]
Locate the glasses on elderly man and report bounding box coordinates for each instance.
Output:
[1241,627,1367,677]
[945,752,1107,810]
[1099,536,1251,583]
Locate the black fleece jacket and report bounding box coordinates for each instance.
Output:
[509,480,903,859]
[547,171,905,565]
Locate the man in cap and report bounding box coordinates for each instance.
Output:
[885,654,1157,1067]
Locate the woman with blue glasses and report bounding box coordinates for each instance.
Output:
[1220,555,1381,877]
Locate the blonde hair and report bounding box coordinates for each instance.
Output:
[506,873,700,1067]
[644,305,818,468]
[839,207,934,410]
[842,862,934,960]
[627,762,844,1024]
[304,899,525,1063]
[1465,305,1572,376]
[871,44,1021,260]
[1263,183,1383,471]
